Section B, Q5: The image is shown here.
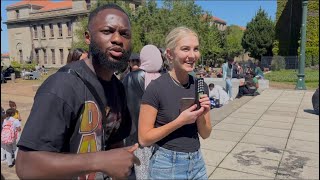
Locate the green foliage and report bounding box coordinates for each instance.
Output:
[271,56,285,71]
[71,16,89,52]
[223,25,244,58]
[72,0,224,63]
[272,40,279,55]
[242,8,275,61]
[306,47,319,66]
[306,1,319,55]
[10,60,36,73]
[275,0,319,57]
[22,63,37,71]
[10,61,22,70]
[265,69,319,83]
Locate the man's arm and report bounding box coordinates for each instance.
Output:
[16,145,140,179]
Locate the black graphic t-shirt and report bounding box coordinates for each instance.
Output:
[17,60,131,179]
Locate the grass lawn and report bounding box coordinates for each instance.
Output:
[265,69,319,89]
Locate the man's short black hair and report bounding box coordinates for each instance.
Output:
[88,3,130,30]
[209,83,215,88]
[227,57,234,62]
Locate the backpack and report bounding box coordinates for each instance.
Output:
[1,118,16,144]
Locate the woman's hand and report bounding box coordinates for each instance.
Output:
[198,94,210,116]
[177,104,204,125]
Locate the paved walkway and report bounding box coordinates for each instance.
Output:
[1,85,319,179]
[202,89,319,179]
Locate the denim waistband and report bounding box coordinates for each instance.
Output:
[153,146,202,160]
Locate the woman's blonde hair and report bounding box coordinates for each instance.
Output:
[164,26,199,69]
[165,26,199,51]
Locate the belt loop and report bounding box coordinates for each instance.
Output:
[173,151,176,163]
[150,144,159,160]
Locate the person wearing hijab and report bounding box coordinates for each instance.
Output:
[122,44,163,179]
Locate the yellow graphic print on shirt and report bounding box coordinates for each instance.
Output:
[77,101,101,180]
[77,101,123,180]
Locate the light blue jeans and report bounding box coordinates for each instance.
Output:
[225,78,233,98]
[149,146,207,180]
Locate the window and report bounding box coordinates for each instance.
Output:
[41,24,46,38]
[16,10,20,19]
[43,49,47,64]
[35,49,39,63]
[19,50,23,63]
[33,25,38,39]
[86,0,91,10]
[57,23,62,37]
[59,49,64,64]
[66,22,72,36]
[51,49,55,64]
[49,24,54,37]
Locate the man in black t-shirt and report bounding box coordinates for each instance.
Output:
[16,4,139,180]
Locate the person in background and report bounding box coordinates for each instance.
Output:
[123,44,163,180]
[222,57,234,100]
[9,101,21,122]
[139,26,211,179]
[66,48,88,64]
[237,72,260,98]
[208,83,230,106]
[1,106,6,162]
[254,61,264,79]
[234,62,244,78]
[120,53,140,81]
[1,108,21,168]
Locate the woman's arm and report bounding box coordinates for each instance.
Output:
[196,95,212,139]
[196,112,211,139]
[138,104,204,147]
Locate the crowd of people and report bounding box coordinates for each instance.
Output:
[1,101,22,168]
[0,3,267,180]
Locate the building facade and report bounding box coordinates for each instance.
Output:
[210,16,227,31]
[5,0,142,67]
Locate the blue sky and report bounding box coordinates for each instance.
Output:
[1,0,277,54]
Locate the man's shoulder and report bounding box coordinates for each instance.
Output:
[36,66,85,96]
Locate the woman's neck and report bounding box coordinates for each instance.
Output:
[169,69,189,85]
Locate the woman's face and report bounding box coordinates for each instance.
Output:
[170,34,200,73]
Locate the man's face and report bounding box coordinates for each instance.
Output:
[87,8,132,71]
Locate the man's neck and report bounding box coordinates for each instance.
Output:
[84,58,114,81]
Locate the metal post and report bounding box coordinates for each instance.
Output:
[296,0,308,90]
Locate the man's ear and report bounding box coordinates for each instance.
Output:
[85,31,90,45]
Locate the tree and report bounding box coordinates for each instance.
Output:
[72,0,224,62]
[224,25,244,58]
[242,8,274,61]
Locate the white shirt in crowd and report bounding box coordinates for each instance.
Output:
[209,85,230,105]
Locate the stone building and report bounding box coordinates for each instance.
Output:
[1,53,11,67]
[210,16,227,31]
[5,0,142,68]
[202,14,227,31]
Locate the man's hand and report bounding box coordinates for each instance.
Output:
[95,143,140,178]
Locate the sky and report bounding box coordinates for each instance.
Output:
[1,0,277,54]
